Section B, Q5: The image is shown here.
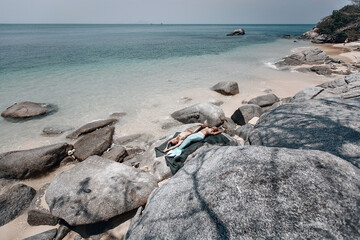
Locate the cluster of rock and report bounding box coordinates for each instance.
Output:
[226,28,245,36]
[124,74,360,239]
[275,48,358,76]
[1,73,360,239]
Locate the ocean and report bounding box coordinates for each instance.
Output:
[0,24,319,152]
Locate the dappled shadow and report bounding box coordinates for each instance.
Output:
[248,98,360,168]
[126,148,229,240]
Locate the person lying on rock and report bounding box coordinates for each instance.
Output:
[163,124,205,152]
[166,126,224,157]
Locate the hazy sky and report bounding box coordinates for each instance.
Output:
[0,0,351,24]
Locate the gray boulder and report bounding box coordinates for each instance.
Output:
[248,98,360,168]
[171,103,225,126]
[0,143,71,179]
[102,145,128,162]
[23,229,57,240]
[275,48,331,67]
[235,124,254,141]
[226,28,245,36]
[114,133,154,148]
[27,184,59,226]
[42,126,74,136]
[310,65,333,76]
[45,156,158,226]
[231,104,263,125]
[248,94,280,107]
[211,81,239,95]
[125,146,360,240]
[1,101,57,119]
[290,87,324,102]
[66,119,118,140]
[0,184,36,226]
[73,126,114,161]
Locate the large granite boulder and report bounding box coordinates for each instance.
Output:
[23,229,57,240]
[248,97,360,168]
[226,28,245,36]
[67,119,118,139]
[73,126,114,161]
[0,184,36,226]
[248,94,280,107]
[28,184,59,226]
[125,146,360,240]
[211,81,239,95]
[290,87,324,102]
[231,104,263,125]
[0,143,71,179]
[171,103,225,126]
[275,48,332,68]
[1,101,57,119]
[45,156,158,226]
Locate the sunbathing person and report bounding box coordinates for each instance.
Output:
[163,124,205,152]
[166,127,224,157]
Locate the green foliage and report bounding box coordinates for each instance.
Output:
[316,4,360,41]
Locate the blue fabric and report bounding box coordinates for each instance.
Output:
[167,132,205,157]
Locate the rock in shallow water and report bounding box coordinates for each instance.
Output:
[248,97,360,168]
[0,183,36,226]
[1,101,57,120]
[125,146,360,240]
[211,81,239,95]
[0,143,71,179]
[45,156,158,226]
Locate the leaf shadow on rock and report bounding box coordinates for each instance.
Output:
[126,149,229,240]
[248,98,360,168]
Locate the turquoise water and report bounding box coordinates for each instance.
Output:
[0,24,316,151]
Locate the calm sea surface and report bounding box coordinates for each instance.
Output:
[0,24,315,151]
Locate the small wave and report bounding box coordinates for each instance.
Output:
[264,61,279,70]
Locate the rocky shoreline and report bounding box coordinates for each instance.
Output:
[0,42,360,239]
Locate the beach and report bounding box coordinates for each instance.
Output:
[0,24,359,239]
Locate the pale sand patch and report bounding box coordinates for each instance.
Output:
[317,42,360,64]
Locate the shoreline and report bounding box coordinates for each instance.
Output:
[0,40,359,240]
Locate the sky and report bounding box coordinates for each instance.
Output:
[0,0,352,24]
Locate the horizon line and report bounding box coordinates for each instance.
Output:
[0,23,317,25]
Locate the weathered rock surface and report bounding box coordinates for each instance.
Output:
[1,101,57,119]
[45,156,158,226]
[211,81,239,95]
[125,146,360,240]
[0,184,36,226]
[102,145,128,162]
[0,143,71,179]
[290,87,324,102]
[231,104,263,125]
[310,65,333,76]
[248,94,280,107]
[221,117,237,136]
[73,126,114,161]
[66,119,118,140]
[171,103,225,126]
[42,126,74,136]
[28,184,59,226]
[226,28,245,36]
[275,48,332,67]
[249,97,360,168]
[23,229,57,240]
[114,133,153,148]
[235,124,254,142]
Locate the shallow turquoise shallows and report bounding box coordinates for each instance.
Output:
[0,24,315,151]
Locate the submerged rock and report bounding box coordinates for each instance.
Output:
[248,97,360,168]
[125,146,360,240]
[171,103,225,126]
[42,126,74,136]
[73,126,114,161]
[211,81,239,95]
[0,143,71,179]
[45,156,158,226]
[1,101,57,120]
[0,184,36,226]
[66,119,118,140]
